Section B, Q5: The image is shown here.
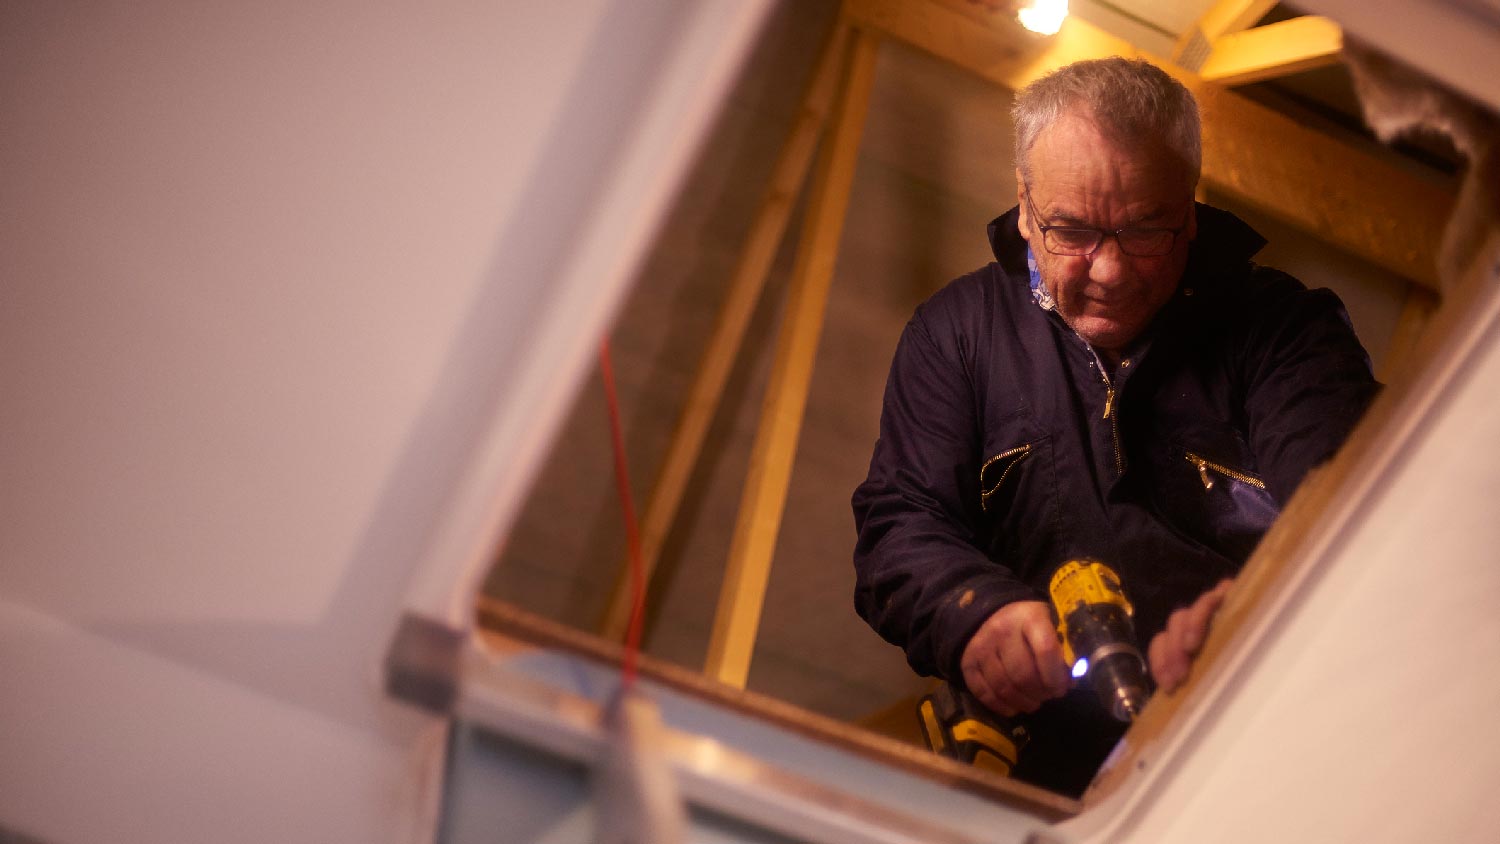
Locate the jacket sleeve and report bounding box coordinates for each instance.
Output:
[1238,269,1381,504]
[851,305,1038,681]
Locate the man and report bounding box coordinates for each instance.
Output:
[851,58,1378,796]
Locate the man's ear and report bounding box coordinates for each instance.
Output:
[1185,199,1198,242]
[1015,168,1031,241]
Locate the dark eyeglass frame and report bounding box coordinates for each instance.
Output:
[1022,185,1190,257]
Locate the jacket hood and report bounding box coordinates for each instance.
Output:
[986,202,1268,283]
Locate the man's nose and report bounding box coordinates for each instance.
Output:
[1087,236,1128,284]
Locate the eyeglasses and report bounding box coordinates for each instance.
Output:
[1023,186,1189,257]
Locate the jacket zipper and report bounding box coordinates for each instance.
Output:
[981,444,1033,510]
[1081,341,1123,476]
[1184,451,1266,491]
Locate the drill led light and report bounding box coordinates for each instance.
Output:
[1072,657,1089,679]
[1017,0,1068,36]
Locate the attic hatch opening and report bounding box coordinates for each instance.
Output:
[475,0,1485,807]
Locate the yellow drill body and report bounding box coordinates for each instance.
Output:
[1048,560,1151,721]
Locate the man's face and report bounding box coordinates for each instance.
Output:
[1016,113,1197,356]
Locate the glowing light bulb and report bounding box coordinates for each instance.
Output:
[1017,0,1068,36]
[1071,657,1090,679]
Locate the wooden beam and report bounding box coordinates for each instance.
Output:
[1199,16,1343,86]
[1174,0,1279,71]
[1189,77,1448,290]
[844,0,1452,291]
[1199,0,1280,40]
[702,28,881,689]
[1377,285,1440,383]
[596,20,854,643]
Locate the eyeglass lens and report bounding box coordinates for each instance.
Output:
[1044,227,1177,256]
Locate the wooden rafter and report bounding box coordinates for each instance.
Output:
[1378,286,1440,383]
[1197,0,1281,39]
[1188,77,1447,291]
[843,0,1453,291]
[703,27,882,689]
[596,21,855,643]
[1174,0,1279,71]
[1199,16,1344,86]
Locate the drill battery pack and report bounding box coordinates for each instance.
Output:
[916,682,1029,777]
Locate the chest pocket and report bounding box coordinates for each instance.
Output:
[977,433,1058,579]
[980,444,1034,514]
[1155,438,1279,564]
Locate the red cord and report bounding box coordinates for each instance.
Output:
[599,338,646,689]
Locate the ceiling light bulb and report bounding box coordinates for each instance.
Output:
[1017,0,1068,36]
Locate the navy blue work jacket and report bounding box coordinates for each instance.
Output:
[852,203,1378,693]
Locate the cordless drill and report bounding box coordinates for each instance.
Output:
[1049,559,1151,722]
[916,558,1151,775]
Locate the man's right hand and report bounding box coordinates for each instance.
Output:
[960,600,1072,717]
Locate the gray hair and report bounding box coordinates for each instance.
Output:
[1012,57,1202,188]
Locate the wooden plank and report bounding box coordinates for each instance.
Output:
[1189,76,1448,290]
[479,596,1082,822]
[1377,285,1440,383]
[844,0,1452,291]
[702,28,881,690]
[1174,0,1279,71]
[1200,16,1343,86]
[1199,0,1280,40]
[596,20,855,643]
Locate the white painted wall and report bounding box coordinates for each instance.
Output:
[0,1,769,841]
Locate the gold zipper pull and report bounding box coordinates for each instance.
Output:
[1193,458,1214,490]
[1102,386,1114,419]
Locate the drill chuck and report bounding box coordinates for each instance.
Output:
[1049,560,1152,722]
[1075,640,1150,722]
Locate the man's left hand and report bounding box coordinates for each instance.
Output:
[1148,578,1234,693]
